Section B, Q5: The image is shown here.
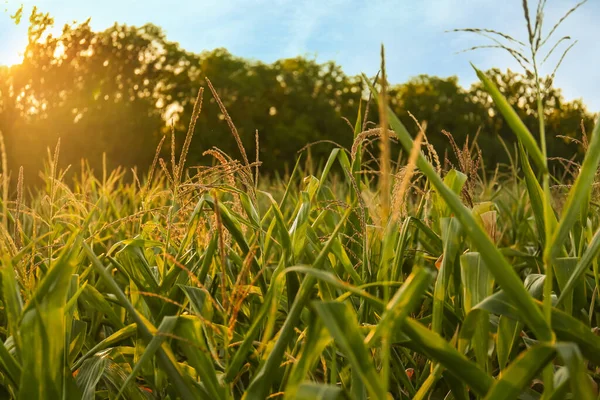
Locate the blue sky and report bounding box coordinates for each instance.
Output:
[2,0,599,111]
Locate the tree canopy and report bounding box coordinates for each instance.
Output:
[0,7,595,184]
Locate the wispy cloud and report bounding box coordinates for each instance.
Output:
[283,0,341,56]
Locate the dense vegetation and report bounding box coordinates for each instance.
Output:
[0,7,596,185]
[1,1,600,399]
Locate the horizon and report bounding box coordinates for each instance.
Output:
[1,1,599,111]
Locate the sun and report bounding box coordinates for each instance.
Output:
[0,44,26,66]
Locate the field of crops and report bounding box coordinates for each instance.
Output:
[0,67,598,399]
[1,4,600,399]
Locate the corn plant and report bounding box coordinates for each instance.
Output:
[0,1,598,399]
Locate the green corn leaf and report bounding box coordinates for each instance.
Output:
[518,142,548,245]
[289,191,312,260]
[285,267,382,309]
[413,363,444,400]
[83,242,200,400]
[553,258,586,315]
[555,342,595,400]
[329,238,363,284]
[390,217,411,282]
[72,324,137,372]
[496,316,523,371]
[458,308,489,374]
[557,226,600,306]
[113,240,160,294]
[173,316,226,400]
[0,338,20,390]
[313,301,387,400]
[296,382,345,400]
[116,316,183,400]
[77,352,145,400]
[402,318,494,396]
[483,343,555,400]
[260,191,292,253]
[476,292,600,365]
[79,284,125,329]
[225,256,287,383]
[433,170,467,220]
[460,252,495,313]
[175,195,207,259]
[239,190,260,227]
[442,371,470,400]
[284,314,332,399]
[179,285,213,319]
[410,217,443,251]
[0,256,23,360]
[524,274,545,300]
[460,252,494,371]
[432,217,462,337]
[244,206,353,400]
[548,367,572,400]
[75,353,108,400]
[18,236,79,400]
[68,320,88,364]
[472,65,546,172]
[366,267,434,345]
[547,115,600,260]
[316,148,341,196]
[364,75,552,342]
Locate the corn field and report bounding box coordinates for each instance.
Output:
[1,2,600,399]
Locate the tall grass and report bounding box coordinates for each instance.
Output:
[0,1,598,399]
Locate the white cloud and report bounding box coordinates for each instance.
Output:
[282,0,342,56]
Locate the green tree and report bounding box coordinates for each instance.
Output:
[0,7,595,185]
[384,71,594,172]
[388,75,485,162]
[2,8,194,181]
[169,51,361,172]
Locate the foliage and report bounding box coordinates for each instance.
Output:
[0,52,598,398]
[0,7,596,185]
[0,1,599,399]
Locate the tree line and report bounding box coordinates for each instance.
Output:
[0,7,596,184]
